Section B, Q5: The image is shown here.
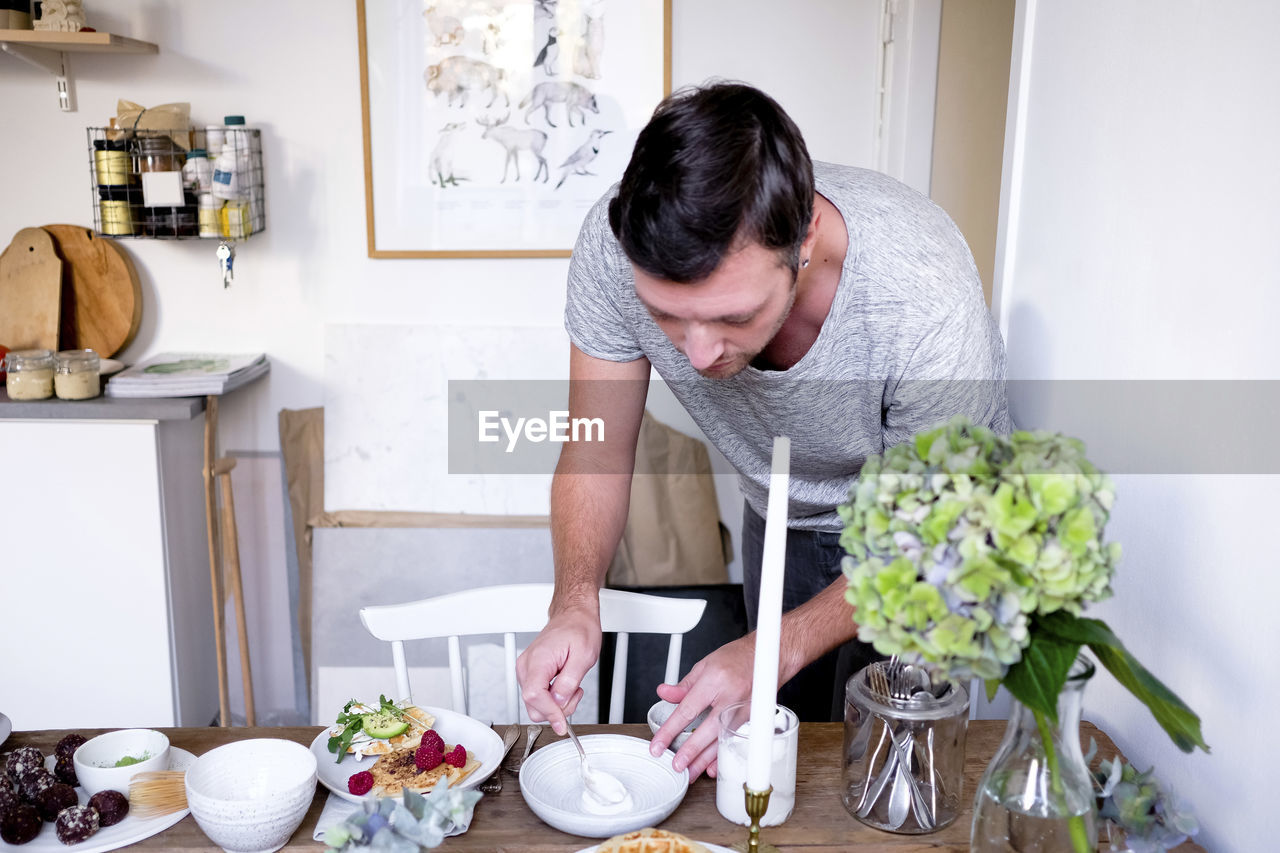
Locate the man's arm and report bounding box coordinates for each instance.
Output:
[650,574,858,778]
[515,343,650,735]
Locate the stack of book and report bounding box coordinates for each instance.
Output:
[105,352,270,398]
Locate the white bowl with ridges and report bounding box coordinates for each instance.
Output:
[184,738,317,853]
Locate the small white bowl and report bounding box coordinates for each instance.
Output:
[72,728,171,795]
[647,700,711,752]
[185,738,318,853]
[519,734,688,838]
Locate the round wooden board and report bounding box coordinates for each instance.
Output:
[42,223,142,358]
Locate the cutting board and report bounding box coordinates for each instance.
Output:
[44,224,143,358]
[0,227,63,351]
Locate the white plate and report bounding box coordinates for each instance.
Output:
[0,747,194,853]
[0,712,10,749]
[520,734,689,838]
[98,359,124,377]
[570,840,732,845]
[310,705,503,803]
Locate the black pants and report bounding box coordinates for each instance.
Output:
[740,503,882,721]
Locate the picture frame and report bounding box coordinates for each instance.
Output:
[356,0,672,258]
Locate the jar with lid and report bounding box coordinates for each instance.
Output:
[54,349,101,400]
[135,134,186,173]
[93,138,131,186]
[3,349,55,401]
[182,148,213,194]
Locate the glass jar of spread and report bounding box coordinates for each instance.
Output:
[54,349,101,400]
[135,134,186,173]
[4,349,55,401]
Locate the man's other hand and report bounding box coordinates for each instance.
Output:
[650,634,756,781]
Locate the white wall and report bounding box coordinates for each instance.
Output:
[996,2,1280,849]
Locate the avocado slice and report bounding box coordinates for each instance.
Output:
[363,711,410,739]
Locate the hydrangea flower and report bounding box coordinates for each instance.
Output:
[838,416,1121,681]
[323,786,482,852]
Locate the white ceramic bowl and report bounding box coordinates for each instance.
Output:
[519,734,688,838]
[185,738,318,853]
[72,728,171,795]
[647,700,711,752]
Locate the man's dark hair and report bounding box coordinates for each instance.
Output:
[608,82,814,283]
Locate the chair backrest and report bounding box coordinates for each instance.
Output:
[358,583,707,724]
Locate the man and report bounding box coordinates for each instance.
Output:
[516,83,1008,780]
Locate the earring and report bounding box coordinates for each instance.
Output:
[801,257,810,269]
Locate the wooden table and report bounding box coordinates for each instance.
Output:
[6,723,1203,852]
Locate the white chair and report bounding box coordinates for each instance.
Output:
[359,583,707,724]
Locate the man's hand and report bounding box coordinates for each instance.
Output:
[649,634,757,781]
[516,604,602,735]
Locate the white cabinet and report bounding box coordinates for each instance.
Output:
[0,397,217,729]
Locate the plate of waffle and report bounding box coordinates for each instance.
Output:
[310,704,502,803]
[575,828,735,853]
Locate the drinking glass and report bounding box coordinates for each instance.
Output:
[715,701,798,827]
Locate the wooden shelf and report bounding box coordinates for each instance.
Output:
[0,29,157,110]
[0,28,157,54]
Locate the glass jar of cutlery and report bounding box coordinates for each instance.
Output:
[841,660,969,834]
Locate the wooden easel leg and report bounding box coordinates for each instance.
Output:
[216,457,256,727]
[203,395,231,727]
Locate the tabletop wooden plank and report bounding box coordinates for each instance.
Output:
[4,722,1203,852]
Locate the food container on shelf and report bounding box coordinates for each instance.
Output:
[3,349,55,401]
[55,349,101,400]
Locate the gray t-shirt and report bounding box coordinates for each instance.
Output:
[565,162,1009,532]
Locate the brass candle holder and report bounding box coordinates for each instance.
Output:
[733,784,779,853]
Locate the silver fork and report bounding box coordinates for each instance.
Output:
[479,724,523,794]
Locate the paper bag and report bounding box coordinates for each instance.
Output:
[112,100,192,150]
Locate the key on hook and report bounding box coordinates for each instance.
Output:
[216,242,235,288]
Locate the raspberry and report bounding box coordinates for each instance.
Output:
[444,744,467,768]
[347,771,375,796]
[419,730,445,754]
[414,746,443,771]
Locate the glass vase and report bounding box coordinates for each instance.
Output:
[971,656,1099,853]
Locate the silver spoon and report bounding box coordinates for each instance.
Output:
[564,720,627,806]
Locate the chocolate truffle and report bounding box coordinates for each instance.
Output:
[88,790,129,827]
[53,755,78,787]
[5,748,44,785]
[34,783,78,822]
[54,735,87,764]
[0,803,42,845]
[0,786,21,818]
[55,804,100,845]
[17,768,55,803]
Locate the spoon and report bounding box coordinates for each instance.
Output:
[564,720,627,806]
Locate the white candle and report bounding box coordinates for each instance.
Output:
[747,436,789,792]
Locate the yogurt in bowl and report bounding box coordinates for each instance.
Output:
[520,734,688,838]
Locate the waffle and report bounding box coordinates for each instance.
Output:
[367,745,480,796]
[595,828,711,853]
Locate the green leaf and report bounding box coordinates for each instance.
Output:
[1091,643,1209,754]
[1038,613,1209,754]
[1002,630,1080,723]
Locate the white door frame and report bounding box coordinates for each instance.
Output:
[991,0,1036,342]
[874,0,942,195]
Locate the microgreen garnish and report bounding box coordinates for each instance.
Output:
[327,695,409,764]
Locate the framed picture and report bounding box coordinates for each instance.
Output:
[356,0,671,258]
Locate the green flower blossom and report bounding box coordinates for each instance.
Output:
[840,416,1119,680]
